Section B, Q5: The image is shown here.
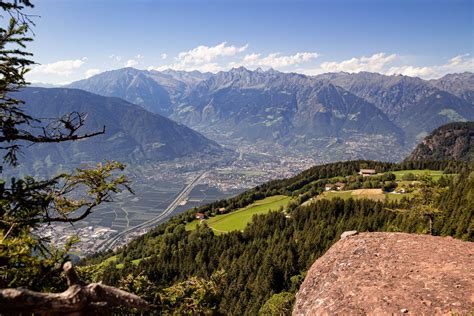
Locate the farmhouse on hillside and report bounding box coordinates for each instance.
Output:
[325,182,346,191]
[359,169,377,177]
[195,212,206,220]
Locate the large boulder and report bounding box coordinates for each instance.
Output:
[293,232,474,315]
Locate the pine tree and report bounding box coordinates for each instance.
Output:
[0,0,130,290]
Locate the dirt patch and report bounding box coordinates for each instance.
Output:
[351,188,383,195]
[293,232,474,315]
[351,189,385,201]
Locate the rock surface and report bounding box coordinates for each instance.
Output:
[293,232,474,315]
[340,230,358,239]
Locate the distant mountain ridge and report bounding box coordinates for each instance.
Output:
[14,87,227,173]
[430,72,474,104]
[68,68,474,161]
[406,121,474,162]
[315,71,473,142]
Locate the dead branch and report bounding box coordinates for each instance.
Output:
[0,261,150,315]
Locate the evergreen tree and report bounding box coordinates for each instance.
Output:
[0,0,129,290]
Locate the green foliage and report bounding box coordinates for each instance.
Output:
[160,271,224,315]
[401,172,417,181]
[86,160,472,314]
[119,273,159,305]
[118,271,225,315]
[259,292,294,316]
[0,1,128,292]
[0,161,130,288]
[383,181,397,192]
[407,174,445,234]
[177,161,468,225]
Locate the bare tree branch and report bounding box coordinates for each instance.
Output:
[0,261,151,314]
[0,125,106,143]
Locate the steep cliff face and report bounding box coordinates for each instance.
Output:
[406,121,474,162]
[293,232,474,315]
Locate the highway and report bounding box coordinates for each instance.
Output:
[97,171,208,252]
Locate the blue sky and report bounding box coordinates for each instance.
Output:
[22,0,474,84]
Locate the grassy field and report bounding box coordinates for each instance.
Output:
[388,169,449,181]
[314,188,414,203]
[186,195,291,234]
[116,257,146,269]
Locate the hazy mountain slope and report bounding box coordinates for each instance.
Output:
[174,67,403,141]
[68,68,212,116]
[15,88,226,168]
[68,68,474,161]
[317,71,474,143]
[315,72,439,117]
[397,92,473,142]
[406,121,474,162]
[68,68,174,115]
[430,72,474,104]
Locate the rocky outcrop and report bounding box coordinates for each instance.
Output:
[293,232,474,315]
[406,121,473,162]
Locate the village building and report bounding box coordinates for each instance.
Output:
[195,212,206,220]
[325,182,346,191]
[359,169,377,177]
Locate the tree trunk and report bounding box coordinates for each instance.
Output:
[0,262,150,315]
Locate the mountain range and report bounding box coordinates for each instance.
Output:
[69,68,474,161]
[14,87,226,173]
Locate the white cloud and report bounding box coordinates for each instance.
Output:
[161,53,168,60]
[387,54,474,79]
[85,68,101,78]
[150,63,222,73]
[233,52,319,69]
[151,43,319,73]
[176,42,248,65]
[304,53,397,75]
[125,59,139,67]
[302,52,474,79]
[151,42,248,72]
[30,58,87,76]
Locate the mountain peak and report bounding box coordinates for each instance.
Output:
[229,66,251,73]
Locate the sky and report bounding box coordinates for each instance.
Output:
[19,0,474,84]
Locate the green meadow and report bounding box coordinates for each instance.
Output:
[186,195,291,234]
[388,169,450,181]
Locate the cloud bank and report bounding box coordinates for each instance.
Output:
[302,53,474,79]
[30,58,87,76]
[27,42,474,84]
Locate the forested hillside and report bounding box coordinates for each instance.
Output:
[406,121,473,162]
[82,160,473,314]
